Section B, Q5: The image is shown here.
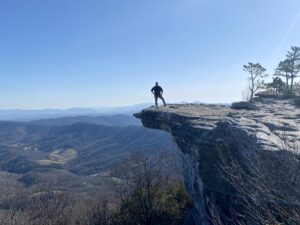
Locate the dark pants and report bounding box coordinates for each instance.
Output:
[154,95,166,106]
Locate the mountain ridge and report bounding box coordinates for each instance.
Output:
[0,116,173,189]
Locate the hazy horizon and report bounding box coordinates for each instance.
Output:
[1,0,300,109]
[0,100,230,111]
[0,102,151,111]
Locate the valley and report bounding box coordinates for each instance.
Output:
[0,115,174,196]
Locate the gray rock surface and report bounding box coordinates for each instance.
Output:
[134,99,300,225]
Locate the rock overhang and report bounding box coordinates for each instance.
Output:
[134,100,300,153]
[134,99,300,225]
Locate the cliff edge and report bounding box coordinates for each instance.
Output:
[134,98,300,225]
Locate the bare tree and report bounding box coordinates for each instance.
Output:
[116,153,166,225]
[0,173,28,225]
[243,62,268,102]
[64,197,113,225]
[113,152,192,225]
[27,183,68,225]
[210,143,300,225]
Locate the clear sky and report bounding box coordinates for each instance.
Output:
[1,0,300,109]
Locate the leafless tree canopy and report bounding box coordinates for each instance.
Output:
[0,152,192,225]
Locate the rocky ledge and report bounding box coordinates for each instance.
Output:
[134,98,300,225]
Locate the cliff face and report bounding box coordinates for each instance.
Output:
[134,98,300,225]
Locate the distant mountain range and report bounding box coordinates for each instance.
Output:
[0,102,231,121]
[31,114,141,127]
[0,114,174,190]
[0,103,152,121]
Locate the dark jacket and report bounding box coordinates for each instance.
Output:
[151,86,163,96]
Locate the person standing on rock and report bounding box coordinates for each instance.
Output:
[151,82,167,107]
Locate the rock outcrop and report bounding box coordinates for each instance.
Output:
[134,98,300,225]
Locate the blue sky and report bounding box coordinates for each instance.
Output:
[1,0,300,109]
